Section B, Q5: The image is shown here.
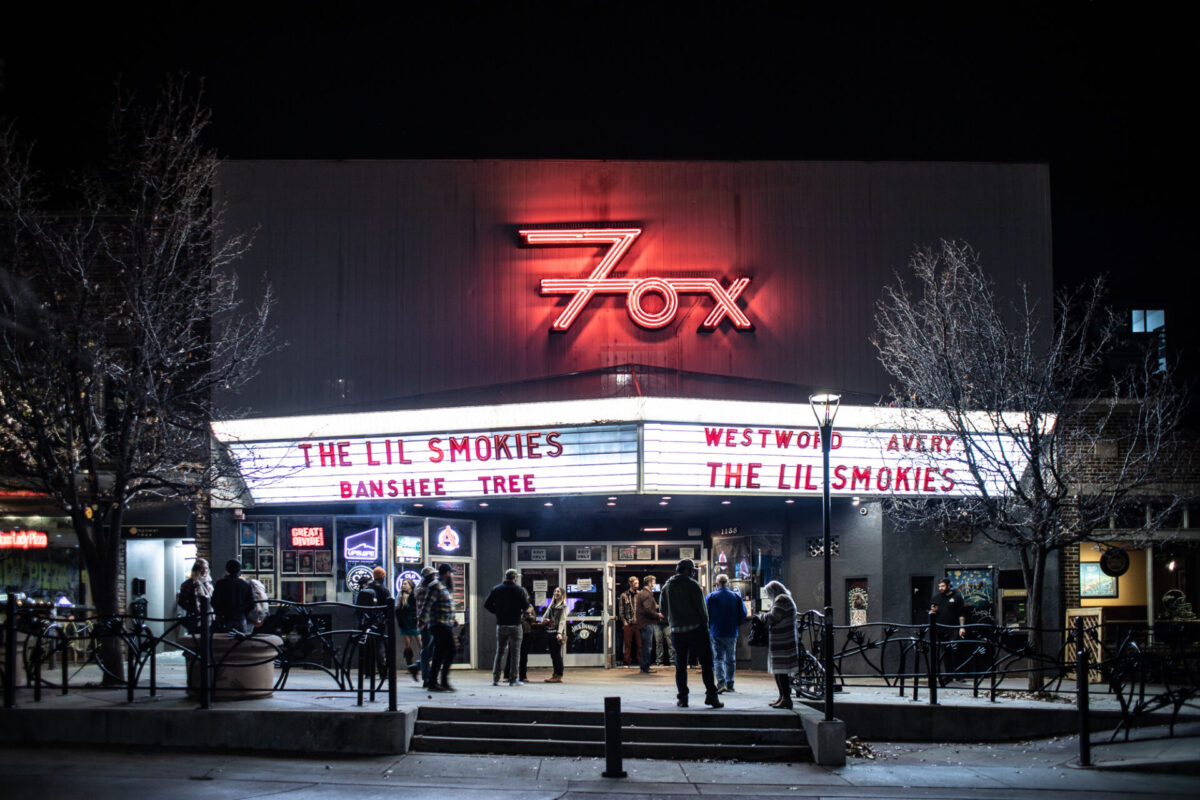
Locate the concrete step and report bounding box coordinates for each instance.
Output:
[409,705,811,762]
[417,705,799,728]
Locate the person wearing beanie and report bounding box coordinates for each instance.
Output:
[211,559,254,634]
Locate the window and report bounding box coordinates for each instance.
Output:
[1131,309,1167,373]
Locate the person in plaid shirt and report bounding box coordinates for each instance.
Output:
[420,563,457,692]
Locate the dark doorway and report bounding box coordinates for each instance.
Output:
[911,575,934,625]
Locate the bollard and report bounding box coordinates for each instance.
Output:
[356,628,366,707]
[199,596,211,709]
[602,695,627,778]
[4,595,17,708]
[127,621,136,704]
[386,597,398,712]
[149,627,157,698]
[60,625,69,695]
[1075,616,1092,767]
[927,610,939,706]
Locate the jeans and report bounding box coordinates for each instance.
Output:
[621,621,641,664]
[430,623,455,685]
[712,635,737,687]
[548,633,564,677]
[652,622,671,664]
[493,624,522,682]
[670,628,718,701]
[640,623,657,670]
[419,628,434,683]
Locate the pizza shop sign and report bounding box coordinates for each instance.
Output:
[0,529,49,549]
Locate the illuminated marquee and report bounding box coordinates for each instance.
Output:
[0,529,49,549]
[225,424,638,505]
[522,228,753,332]
[642,423,1027,498]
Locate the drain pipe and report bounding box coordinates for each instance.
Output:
[602,696,627,778]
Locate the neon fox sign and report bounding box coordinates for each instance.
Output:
[520,228,754,332]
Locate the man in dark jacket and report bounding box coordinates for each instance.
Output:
[211,559,254,634]
[930,578,968,681]
[484,568,530,686]
[659,558,722,708]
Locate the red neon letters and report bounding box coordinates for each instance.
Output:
[289,526,326,547]
[521,228,753,332]
[0,529,49,549]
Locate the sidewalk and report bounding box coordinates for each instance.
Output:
[3,658,1197,778]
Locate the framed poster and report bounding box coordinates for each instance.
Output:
[240,523,257,547]
[313,550,332,574]
[241,548,257,572]
[1080,562,1118,598]
[258,548,275,572]
[281,550,297,573]
[299,552,314,574]
[259,574,275,598]
[944,567,996,620]
[846,578,868,627]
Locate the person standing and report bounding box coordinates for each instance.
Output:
[658,559,723,708]
[635,575,661,674]
[211,559,254,635]
[617,576,641,668]
[542,586,567,682]
[706,573,746,693]
[177,558,213,635]
[643,575,671,666]
[413,566,437,687]
[420,564,458,692]
[484,568,530,686]
[396,578,420,679]
[759,580,799,709]
[930,578,968,681]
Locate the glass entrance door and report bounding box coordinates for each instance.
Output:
[438,557,475,668]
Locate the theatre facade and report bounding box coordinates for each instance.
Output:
[209,160,1058,669]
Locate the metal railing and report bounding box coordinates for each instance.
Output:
[791,607,1199,762]
[2,593,398,710]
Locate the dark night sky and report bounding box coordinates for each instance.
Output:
[1,2,1193,346]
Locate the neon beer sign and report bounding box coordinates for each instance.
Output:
[521,228,753,332]
[289,526,326,547]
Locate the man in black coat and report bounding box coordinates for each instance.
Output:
[484,568,530,686]
[211,559,254,634]
[930,578,968,681]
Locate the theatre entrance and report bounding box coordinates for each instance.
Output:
[511,541,708,670]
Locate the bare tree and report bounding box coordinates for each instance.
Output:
[873,240,1188,688]
[0,81,274,679]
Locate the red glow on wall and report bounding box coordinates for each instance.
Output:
[0,529,49,549]
[289,526,326,547]
[521,227,754,332]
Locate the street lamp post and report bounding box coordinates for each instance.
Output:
[809,392,841,722]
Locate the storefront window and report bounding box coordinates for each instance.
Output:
[428,517,474,558]
[563,545,604,562]
[517,544,561,562]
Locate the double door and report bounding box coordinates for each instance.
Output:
[519,564,605,667]
[604,561,709,668]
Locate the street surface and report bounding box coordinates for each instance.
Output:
[2,741,1197,800]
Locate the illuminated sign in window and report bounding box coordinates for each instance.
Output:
[0,529,49,549]
[346,565,374,591]
[343,527,379,562]
[396,535,423,564]
[520,228,754,332]
[394,569,422,595]
[435,525,460,552]
[289,526,326,547]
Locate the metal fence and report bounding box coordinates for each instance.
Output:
[791,607,1199,763]
[1,593,398,710]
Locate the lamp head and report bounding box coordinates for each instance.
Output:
[809,392,842,427]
